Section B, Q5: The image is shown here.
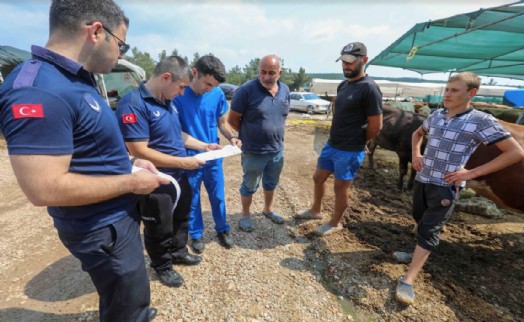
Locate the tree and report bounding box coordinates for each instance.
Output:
[291,67,310,91]
[279,67,295,88]
[243,58,260,82]
[226,65,245,85]
[190,52,201,67]
[158,49,167,61]
[125,47,156,79]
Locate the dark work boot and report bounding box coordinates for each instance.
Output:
[172,254,202,266]
[217,231,234,249]
[155,268,184,287]
[191,238,205,254]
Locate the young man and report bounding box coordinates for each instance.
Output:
[0,1,168,320]
[395,71,524,305]
[115,56,220,288]
[228,55,290,232]
[174,55,241,253]
[296,42,383,237]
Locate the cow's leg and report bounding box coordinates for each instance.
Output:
[367,140,377,169]
[398,157,409,191]
[407,164,416,190]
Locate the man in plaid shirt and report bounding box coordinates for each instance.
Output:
[395,72,524,305]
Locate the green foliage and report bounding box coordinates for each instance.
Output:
[190,52,201,68]
[158,50,167,61]
[124,47,156,79]
[292,67,310,91]
[279,67,294,88]
[124,48,311,88]
[243,58,260,81]
[226,65,245,85]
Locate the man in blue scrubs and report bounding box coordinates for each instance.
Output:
[0,1,168,321]
[116,56,221,287]
[174,55,241,253]
[228,55,290,232]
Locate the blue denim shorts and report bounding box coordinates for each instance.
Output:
[240,150,284,196]
[317,143,365,181]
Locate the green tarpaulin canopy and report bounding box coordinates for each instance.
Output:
[368,1,524,80]
[0,45,31,79]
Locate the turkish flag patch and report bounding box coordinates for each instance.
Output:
[122,113,137,124]
[12,104,44,119]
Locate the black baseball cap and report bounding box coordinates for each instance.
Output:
[336,42,367,63]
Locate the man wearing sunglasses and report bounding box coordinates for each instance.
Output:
[0,0,165,321]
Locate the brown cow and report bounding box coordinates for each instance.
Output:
[367,104,426,190]
[466,120,524,213]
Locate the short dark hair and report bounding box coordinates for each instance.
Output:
[153,56,190,81]
[194,55,226,83]
[49,0,128,34]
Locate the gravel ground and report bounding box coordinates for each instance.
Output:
[1,112,522,322]
[0,117,356,322]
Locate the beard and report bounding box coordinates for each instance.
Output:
[343,61,364,79]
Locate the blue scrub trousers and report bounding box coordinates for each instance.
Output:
[186,158,230,239]
[57,212,151,322]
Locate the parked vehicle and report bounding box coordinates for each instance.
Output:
[95,59,146,109]
[290,92,331,114]
[219,83,239,100]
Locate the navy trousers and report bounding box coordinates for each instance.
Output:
[140,172,191,271]
[58,212,151,322]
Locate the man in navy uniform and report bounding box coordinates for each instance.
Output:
[116,56,221,287]
[0,0,167,321]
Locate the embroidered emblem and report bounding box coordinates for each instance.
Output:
[12,104,44,119]
[122,113,137,124]
[84,93,101,112]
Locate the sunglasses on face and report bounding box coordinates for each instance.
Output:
[86,22,130,55]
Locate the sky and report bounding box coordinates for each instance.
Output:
[1,0,522,85]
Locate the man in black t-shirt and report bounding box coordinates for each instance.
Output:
[295,42,383,236]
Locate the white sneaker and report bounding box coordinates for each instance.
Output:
[313,223,343,236]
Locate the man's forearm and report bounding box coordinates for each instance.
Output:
[11,166,140,207]
[219,124,238,140]
[182,132,207,151]
[130,146,189,169]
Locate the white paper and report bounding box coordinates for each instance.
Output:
[194,145,242,162]
[132,166,181,211]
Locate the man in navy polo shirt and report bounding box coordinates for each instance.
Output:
[116,56,221,288]
[296,42,383,237]
[0,1,168,321]
[228,55,290,232]
[174,55,241,254]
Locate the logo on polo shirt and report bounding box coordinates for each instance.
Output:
[122,113,137,124]
[12,104,44,119]
[84,93,100,112]
[171,102,179,114]
[153,110,160,117]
